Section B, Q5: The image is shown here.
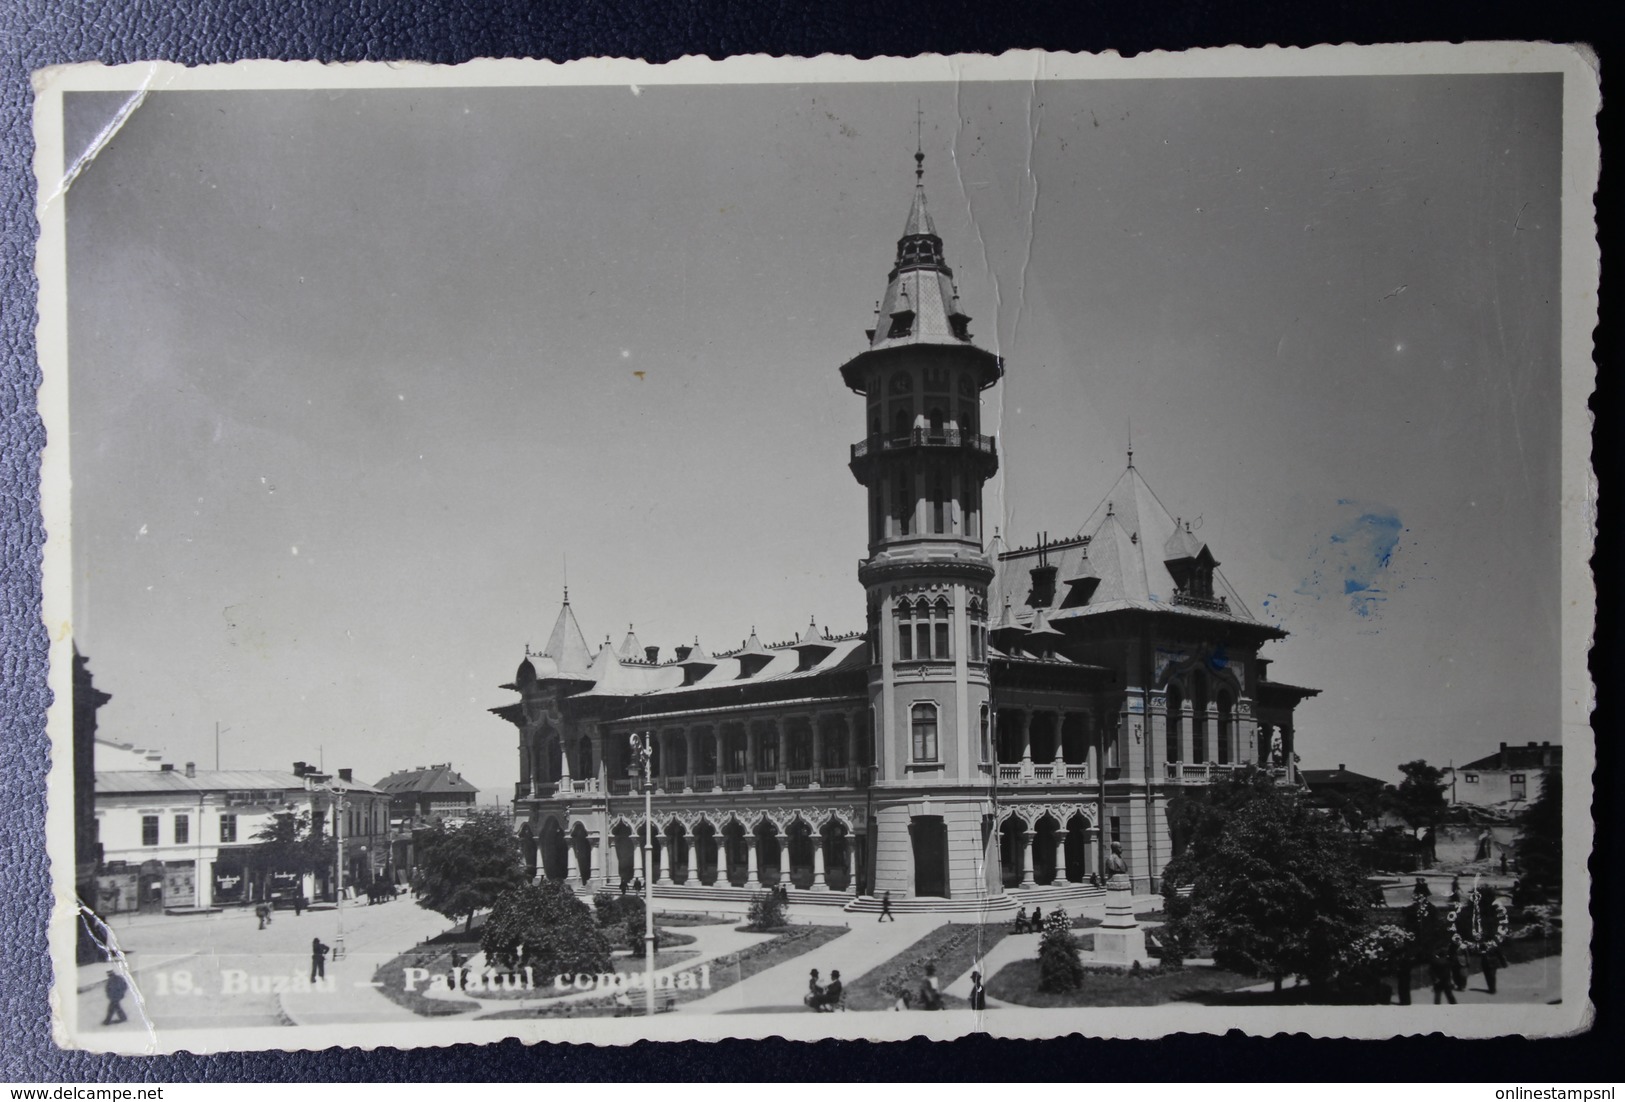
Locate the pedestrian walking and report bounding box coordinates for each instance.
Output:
[255,902,271,930]
[310,937,330,983]
[101,969,129,1025]
[293,894,305,917]
[878,890,895,922]
[968,970,987,1011]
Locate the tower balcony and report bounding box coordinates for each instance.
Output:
[849,427,999,481]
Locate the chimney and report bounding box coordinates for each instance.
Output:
[338,768,353,783]
[1526,740,1536,748]
[1499,742,1507,758]
[294,761,308,777]
[1338,763,1346,772]
[645,646,659,664]
[675,645,693,662]
[185,762,196,778]
[160,763,174,772]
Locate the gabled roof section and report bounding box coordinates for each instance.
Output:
[616,626,643,661]
[375,763,480,797]
[992,461,1267,630]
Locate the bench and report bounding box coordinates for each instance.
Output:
[613,993,678,1016]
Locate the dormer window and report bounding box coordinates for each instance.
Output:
[949,313,971,341]
[1028,563,1058,608]
[887,310,915,339]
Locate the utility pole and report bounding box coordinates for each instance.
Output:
[214,722,231,771]
[629,732,656,1016]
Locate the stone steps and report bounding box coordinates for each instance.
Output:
[560,880,1105,914]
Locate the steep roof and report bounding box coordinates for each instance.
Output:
[838,150,1001,390]
[541,590,594,675]
[374,763,480,797]
[991,461,1274,635]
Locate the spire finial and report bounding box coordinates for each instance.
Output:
[1127,445,1134,469]
[914,100,925,183]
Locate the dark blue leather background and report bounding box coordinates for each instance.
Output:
[0,0,1614,1083]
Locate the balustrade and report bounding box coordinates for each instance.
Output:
[821,767,849,787]
[722,772,747,791]
[691,774,717,792]
[754,770,780,790]
[787,769,813,789]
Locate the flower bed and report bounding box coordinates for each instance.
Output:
[986,958,1256,1008]
[841,921,1009,1011]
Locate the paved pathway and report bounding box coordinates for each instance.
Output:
[75,897,458,1036]
[680,910,943,1014]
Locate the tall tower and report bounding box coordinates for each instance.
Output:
[841,143,1003,900]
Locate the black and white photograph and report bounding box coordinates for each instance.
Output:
[34,47,1596,1053]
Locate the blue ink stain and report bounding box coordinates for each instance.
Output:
[1294,503,1403,619]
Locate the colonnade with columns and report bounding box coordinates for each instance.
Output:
[994,806,1103,888]
[991,703,1115,784]
[521,706,871,799]
[531,807,870,894]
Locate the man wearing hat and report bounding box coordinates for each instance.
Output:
[101,967,129,1026]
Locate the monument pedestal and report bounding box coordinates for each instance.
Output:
[1092,878,1150,967]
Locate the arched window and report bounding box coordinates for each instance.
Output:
[932,597,952,660]
[968,597,986,662]
[894,474,914,536]
[889,370,913,395]
[961,403,978,436]
[911,703,939,762]
[892,407,912,441]
[895,600,914,661]
[914,598,932,660]
[928,407,946,439]
[1165,686,1184,763]
[1216,690,1234,764]
[870,414,881,437]
[931,473,946,534]
[980,704,991,763]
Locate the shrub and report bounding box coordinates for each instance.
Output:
[622,910,663,958]
[1038,906,1085,992]
[746,890,787,930]
[482,880,614,978]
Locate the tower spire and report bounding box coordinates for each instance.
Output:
[915,99,925,184]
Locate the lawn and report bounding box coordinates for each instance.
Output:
[841,920,1010,1011]
[655,912,735,927]
[986,958,1256,1008]
[477,924,851,1019]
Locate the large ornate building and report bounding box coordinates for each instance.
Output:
[495,149,1317,909]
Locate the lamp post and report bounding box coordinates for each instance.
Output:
[628,732,656,1016]
[326,783,348,961]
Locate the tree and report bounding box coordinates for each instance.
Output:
[250,811,331,895]
[481,879,613,978]
[1516,767,1562,900]
[412,809,529,931]
[1380,760,1449,830]
[1037,907,1084,992]
[1165,775,1372,991]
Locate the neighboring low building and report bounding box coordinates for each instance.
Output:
[375,763,481,878]
[94,759,390,914]
[1444,741,1561,810]
[1300,762,1387,823]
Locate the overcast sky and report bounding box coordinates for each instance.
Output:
[62,72,1564,798]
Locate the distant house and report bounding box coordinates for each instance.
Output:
[374,764,480,877]
[1300,762,1387,821]
[375,763,480,825]
[1443,741,1561,809]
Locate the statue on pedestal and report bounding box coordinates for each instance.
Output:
[1105,841,1130,889]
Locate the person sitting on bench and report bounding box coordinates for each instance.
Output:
[814,970,843,1012]
[1012,906,1029,933]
